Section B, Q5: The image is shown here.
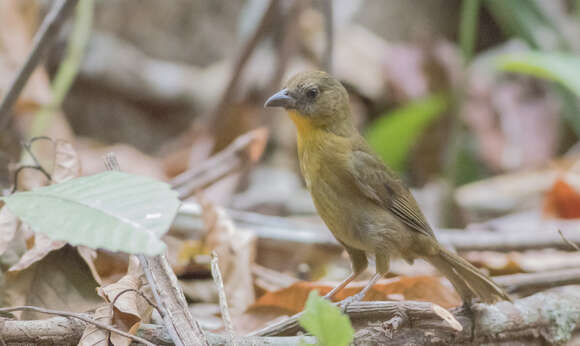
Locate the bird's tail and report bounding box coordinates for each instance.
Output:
[426,246,510,304]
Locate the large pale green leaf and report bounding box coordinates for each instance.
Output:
[365,93,448,172]
[1,172,179,256]
[497,52,580,97]
[299,291,353,346]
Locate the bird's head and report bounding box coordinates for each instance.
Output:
[265,71,353,135]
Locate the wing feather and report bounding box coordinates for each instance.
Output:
[350,149,435,238]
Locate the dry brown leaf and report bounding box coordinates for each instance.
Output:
[0,207,20,256]
[201,198,256,314]
[99,256,152,346]
[77,246,103,285]
[3,246,101,319]
[250,276,461,315]
[9,233,66,272]
[52,139,81,183]
[544,177,580,219]
[75,139,167,180]
[78,304,113,346]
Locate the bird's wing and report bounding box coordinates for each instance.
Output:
[350,149,435,238]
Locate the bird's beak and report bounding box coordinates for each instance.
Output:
[264,89,296,109]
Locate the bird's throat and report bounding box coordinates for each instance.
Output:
[288,110,317,137]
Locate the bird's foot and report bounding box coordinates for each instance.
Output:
[337,291,366,313]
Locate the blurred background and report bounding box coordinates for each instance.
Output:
[3,0,580,335]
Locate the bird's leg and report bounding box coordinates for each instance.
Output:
[338,273,382,310]
[338,253,388,310]
[324,271,360,300]
[324,244,368,301]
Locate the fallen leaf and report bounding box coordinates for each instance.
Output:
[0,207,20,256]
[250,276,460,315]
[201,198,256,314]
[9,233,66,272]
[75,139,167,180]
[52,139,81,183]
[99,256,152,346]
[544,177,580,219]
[79,304,113,346]
[77,246,103,285]
[3,246,102,319]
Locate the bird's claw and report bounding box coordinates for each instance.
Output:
[337,292,365,313]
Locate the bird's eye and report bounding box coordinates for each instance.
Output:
[306,88,319,99]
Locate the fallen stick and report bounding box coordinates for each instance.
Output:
[171,128,268,200]
[2,287,579,345]
[176,202,580,252]
[251,286,580,345]
[0,0,79,129]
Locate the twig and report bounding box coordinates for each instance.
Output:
[104,153,209,346]
[210,251,237,346]
[209,0,277,131]
[558,229,580,251]
[0,0,79,130]
[322,0,334,72]
[110,288,160,314]
[140,254,209,346]
[177,202,580,252]
[494,267,580,293]
[0,305,154,346]
[171,128,268,200]
[21,136,54,180]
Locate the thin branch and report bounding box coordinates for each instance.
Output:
[0,306,154,346]
[21,136,54,181]
[11,165,46,193]
[171,128,267,200]
[322,0,334,72]
[210,252,237,346]
[209,0,277,131]
[110,288,160,314]
[494,267,580,293]
[0,0,79,130]
[558,229,580,251]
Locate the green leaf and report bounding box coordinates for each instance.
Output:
[365,94,448,172]
[299,291,354,346]
[485,0,569,50]
[1,172,179,256]
[459,0,481,62]
[31,0,95,137]
[497,52,580,97]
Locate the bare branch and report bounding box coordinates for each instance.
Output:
[171,128,268,200]
[0,305,154,346]
[0,0,79,130]
[210,252,237,346]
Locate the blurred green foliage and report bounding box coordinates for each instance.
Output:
[498,52,580,97]
[298,291,354,346]
[31,0,94,137]
[365,94,448,173]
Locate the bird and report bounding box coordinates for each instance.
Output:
[264,70,510,306]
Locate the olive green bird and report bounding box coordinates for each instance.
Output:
[265,71,510,305]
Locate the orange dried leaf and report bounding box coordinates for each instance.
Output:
[544,178,580,219]
[250,276,460,315]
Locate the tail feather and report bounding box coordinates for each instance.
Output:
[427,247,510,304]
